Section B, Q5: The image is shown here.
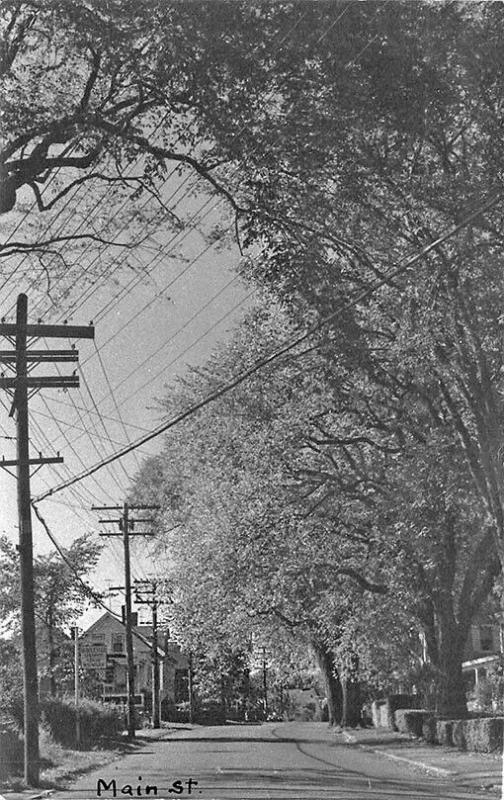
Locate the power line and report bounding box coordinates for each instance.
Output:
[31,501,125,622]
[33,187,503,503]
[2,3,314,319]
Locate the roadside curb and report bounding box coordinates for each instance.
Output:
[341,730,455,778]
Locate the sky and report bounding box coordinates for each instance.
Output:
[0,160,255,632]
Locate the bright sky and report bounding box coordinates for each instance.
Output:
[0,160,254,631]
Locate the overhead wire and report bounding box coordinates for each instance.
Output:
[0,143,86,300]
[20,5,362,493]
[30,406,153,454]
[106,281,253,416]
[51,272,246,455]
[92,342,142,472]
[38,394,152,434]
[5,111,178,314]
[25,121,197,321]
[80,227,229,378]
[31,501,126,623]
[6,4,352,596]
[6,1,314,326]
[32,186,504,503]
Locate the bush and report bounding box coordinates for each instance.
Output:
[464,717,503,753]
[452,719,467,750]
[162,699,187,723]
[422,716,438,744]
[395,709,433,737]
[436,719,453,746]
[388,694,420,731]
[0,725,23,778]
[41,697,123,748]
[437,716,503,752]
[195,700,226,725]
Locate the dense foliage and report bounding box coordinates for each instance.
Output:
[0,534,101,696]
[3,2,504,722]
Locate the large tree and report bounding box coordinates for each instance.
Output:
[0,533,102,694]
[5,1,504,719]
[131,294,502,720]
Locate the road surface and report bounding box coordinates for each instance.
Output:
[63,722,494,799]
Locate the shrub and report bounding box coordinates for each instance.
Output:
[0,725,23,778]
[422,716,438,744]
[452,719,467,750]
[162,699,186,722]
[195,700,226,725]
[464,717,503,753]
[41,696,123,748]
[436,720,453,746]
[433,716,504,752]
[395,709,433,737]
[384,695,419,730]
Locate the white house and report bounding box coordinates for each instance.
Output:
[80,612,188,713]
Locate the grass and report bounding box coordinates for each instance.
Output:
[1,729,124,793]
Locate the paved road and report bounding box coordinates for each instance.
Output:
[62,723,494,799]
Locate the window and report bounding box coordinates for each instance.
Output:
[112,634,124,653]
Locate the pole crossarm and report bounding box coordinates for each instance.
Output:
[0,376,80,389]
[92,504,160,511]
[0,455,63,467]
[0,323,94,339]
[0,349,79,363]
[98,532,155,536]
[98,518,155,525]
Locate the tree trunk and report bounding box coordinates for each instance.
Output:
[312,641,342,726]
[435,610,467,718]
[341,677,361,727]
[437,636,467,719]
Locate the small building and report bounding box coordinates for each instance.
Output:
[79,612,188,714]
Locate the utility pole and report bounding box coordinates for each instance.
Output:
[262,646,268,720]
[92,503,158,739]
[0,294,93,785]
[188,652,194,724]
[135,579,164,728]
[74,626,81,749]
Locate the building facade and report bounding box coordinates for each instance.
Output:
[462,620,503,692]
[79,612,188,713]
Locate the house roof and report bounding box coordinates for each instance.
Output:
[81,611,165,657]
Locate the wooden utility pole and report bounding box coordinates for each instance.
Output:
[262,647,268,719]
[188,652,195,724]
[0,294,93,785]
[74,626,81,749]
[135,579,164,728]
[122,503,135,739]
[14,294,38,784]
[92,504,158,738]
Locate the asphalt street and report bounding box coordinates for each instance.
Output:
[49,722,495,800]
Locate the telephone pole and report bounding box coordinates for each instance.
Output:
[262,646,268,720]
[188,652,195,724]
[92,503,158,738]
[73,626,81,749]
[0,294,93,785]
[135,579,165,728]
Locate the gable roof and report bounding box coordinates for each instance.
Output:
[82,611,165,657]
